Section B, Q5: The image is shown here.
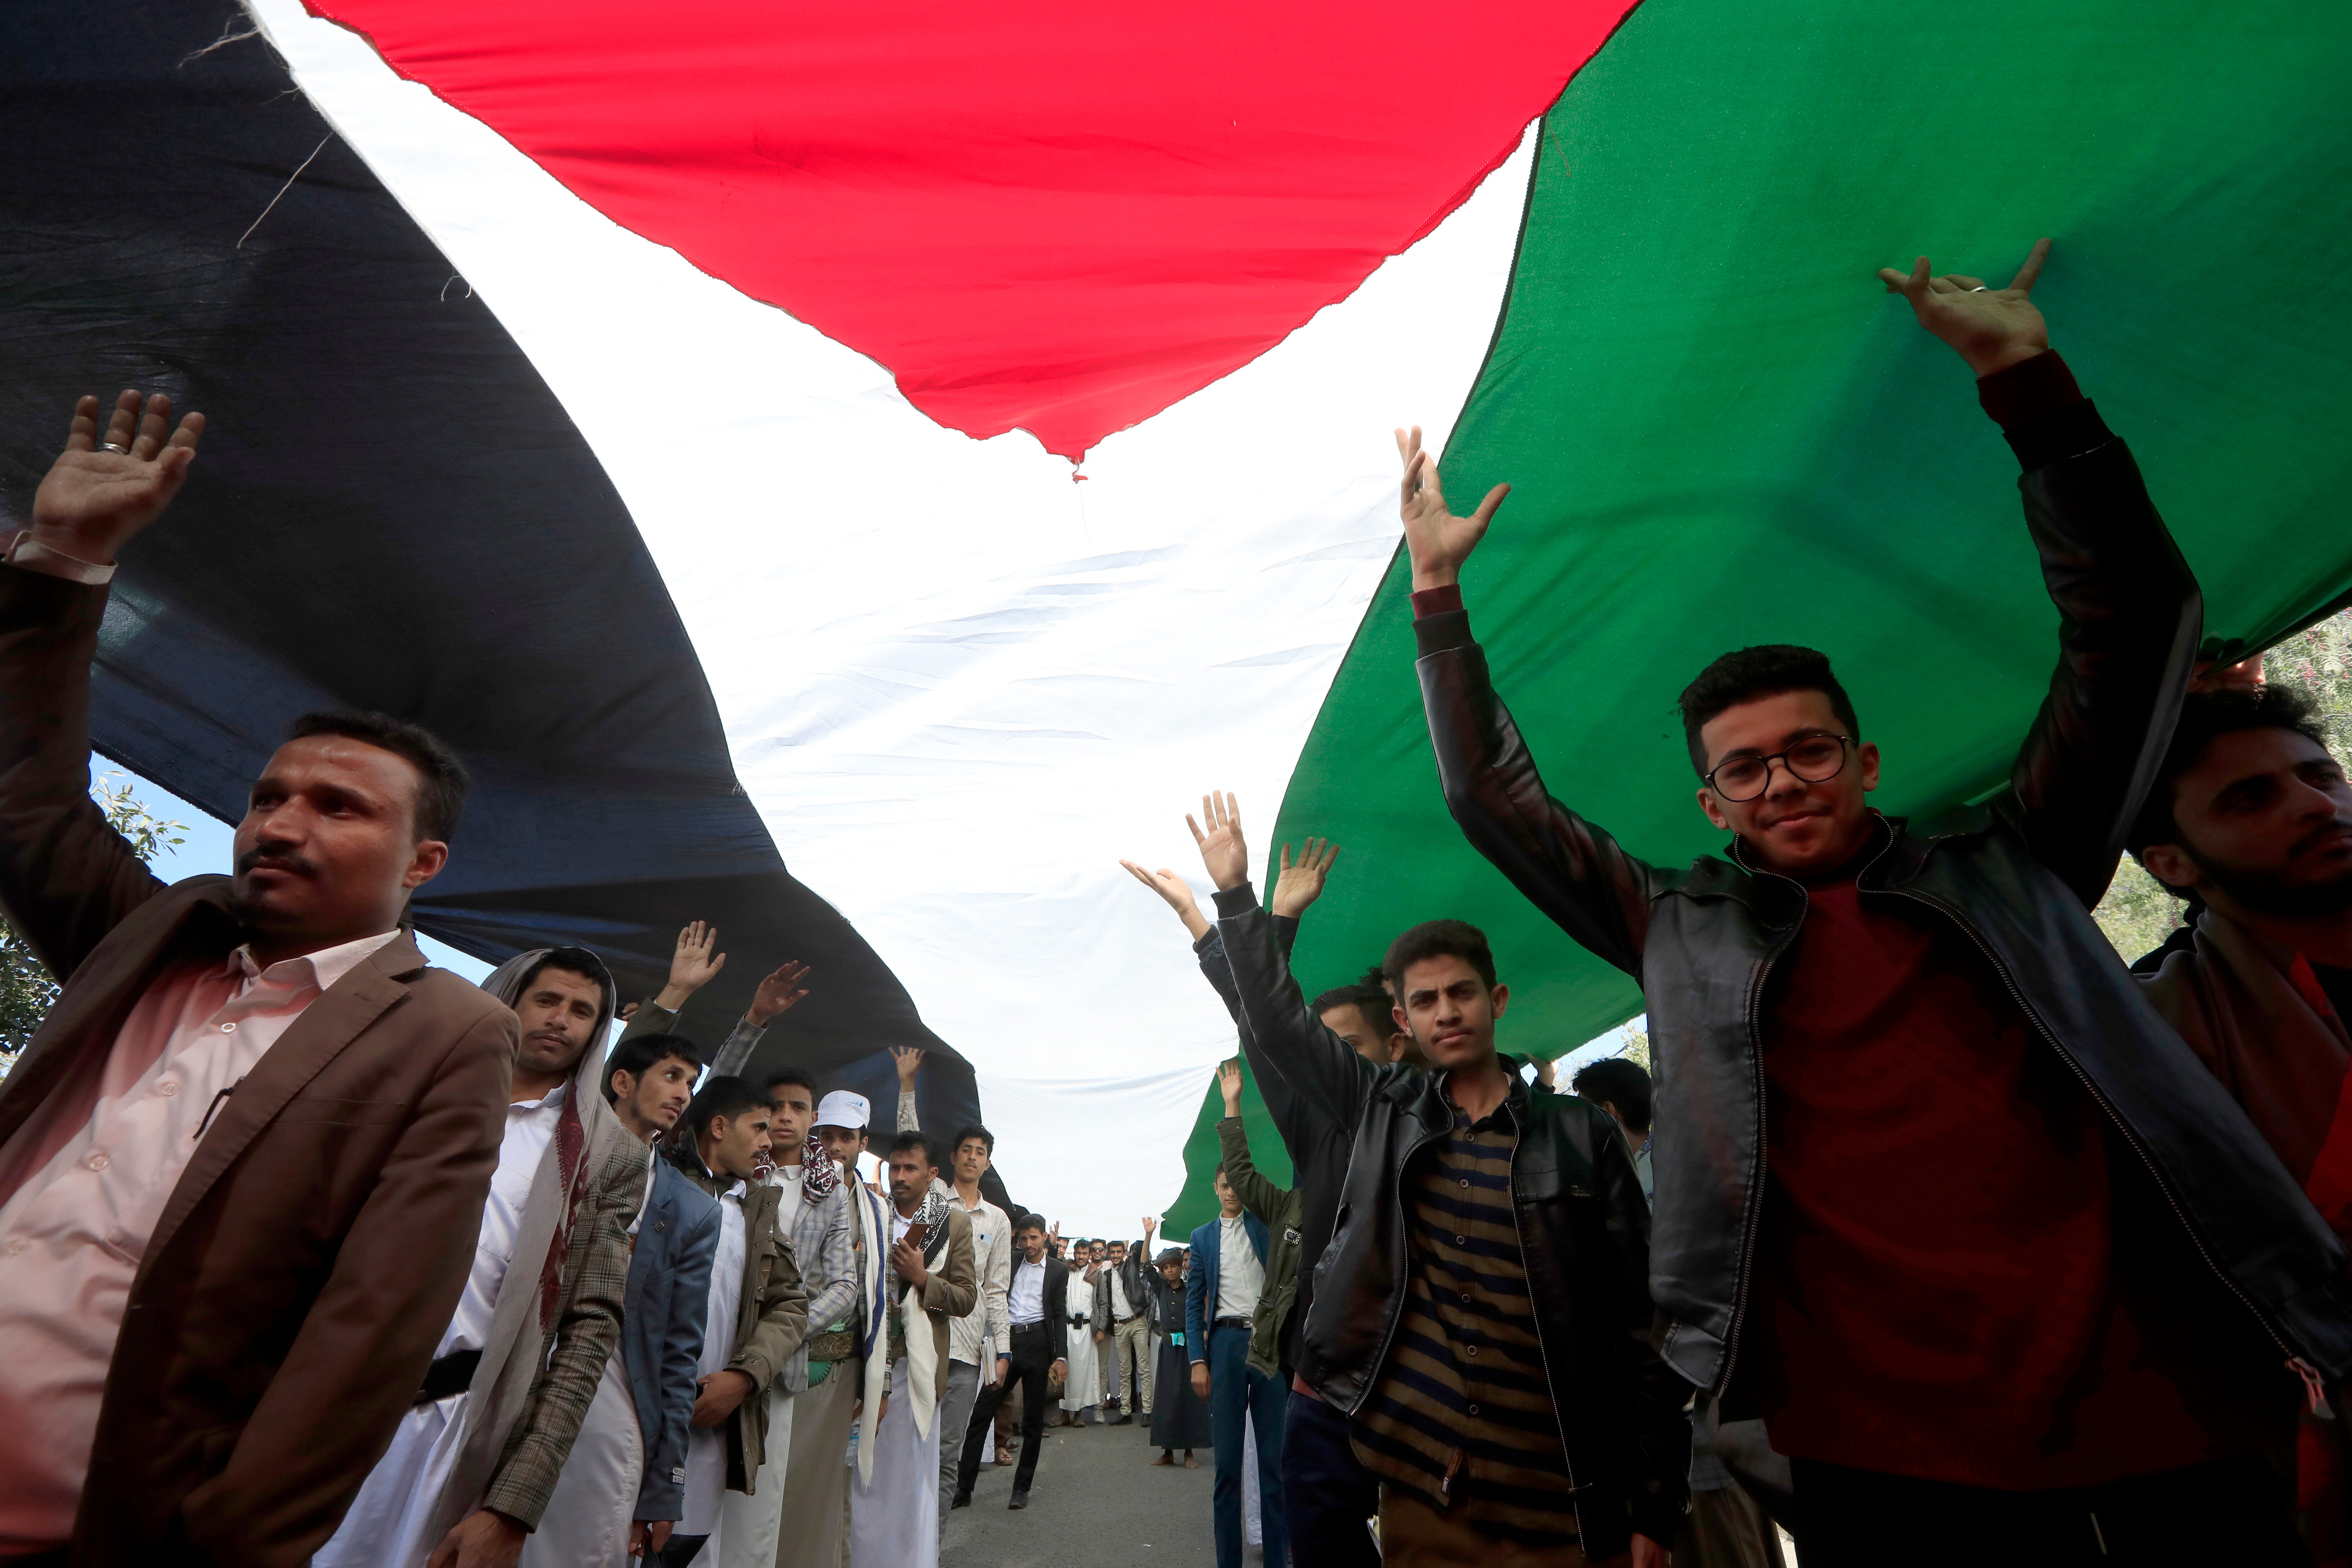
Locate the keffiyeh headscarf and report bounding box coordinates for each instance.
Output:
[799,1128,839,1202]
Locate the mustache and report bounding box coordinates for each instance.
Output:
[236,847,317,879]
[2291,818,2352,860]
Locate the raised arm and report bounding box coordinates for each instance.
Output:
[1191,794,1380,1130]
[1398,429,1665,974]
[892,1046,924,1132]
[1880,240,2201,906]
[702,958,813,1077]
[1214,1063,1290,1227]
[0,392,203,977]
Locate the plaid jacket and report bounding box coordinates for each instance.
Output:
[479,1133,647,1525]
[775,1175,856,1393]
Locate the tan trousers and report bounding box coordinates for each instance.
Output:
[1377,1491,1625,1568]
[1112,1314,1153,1413]
[774,1370,858,1568]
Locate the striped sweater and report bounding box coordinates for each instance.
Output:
[1349,1100,1580,1546]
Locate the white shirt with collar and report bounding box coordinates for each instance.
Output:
[681,1177,750,1539]
[0,929,401,1549]
[1214,1216,1263,1322]
[1009,1257,1047,1326]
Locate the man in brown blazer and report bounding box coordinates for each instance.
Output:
[0,391,517,1568]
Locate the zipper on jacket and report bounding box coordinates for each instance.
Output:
[1349,1092,1451,1422]
[1708,947,1782,1399]
[1890,883,2303,1366]
[1504,1102,1586,1515]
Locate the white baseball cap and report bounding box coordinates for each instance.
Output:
[814,1090,871,1132]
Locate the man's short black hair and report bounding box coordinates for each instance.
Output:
[889,1129,940,1169]
[2127,683,2334,876]
[1383,919,1497,995]
[1676,645,1860,776]
[951,1124,995,1155]
[683,1074,765,1139]
[519,945,613,1009]
[604,1031,701,1103]
[1016,1213,1048,1236]
[1572,1056,1655,1134]
[1312,982,1395,1043]
[286,710,472,842]
[763,1068,819,1103]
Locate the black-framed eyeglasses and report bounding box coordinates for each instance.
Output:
[1704,734,1852,803]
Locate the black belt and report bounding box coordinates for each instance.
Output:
[1011,1320,1050,1334]
[414,1348,481,1406]
[1115,1315,1139,1325]
[1213,1315,1252,1329]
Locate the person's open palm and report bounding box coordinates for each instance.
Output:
[1395,425,1507,592]
[1218,1058,1244,1112]
[1120,859,1203,921]
[1187,792,1251,892]
[1270,838,1338,918]
[32,391,205,564]
[1878,238,2051,377]
[747,959,811,1026]
[668,921,726,993]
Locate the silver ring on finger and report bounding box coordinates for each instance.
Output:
[97,441,131,454]
[1968,286,1989,293]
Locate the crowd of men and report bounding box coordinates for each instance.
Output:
[0,232,2349,1568]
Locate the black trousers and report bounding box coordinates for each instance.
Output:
[1791,1451,2310,1568]
[960,1321,1055,1496]
[1282,1386,1380,1568]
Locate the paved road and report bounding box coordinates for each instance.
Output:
[944,1414,1220,1568]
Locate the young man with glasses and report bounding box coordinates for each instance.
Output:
[1397,240,2352,1563]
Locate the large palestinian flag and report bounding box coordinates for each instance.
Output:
[5,0,2347,1234]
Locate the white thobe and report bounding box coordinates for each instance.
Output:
[1061,1269,1100,1413]
[680,1181,749,1547]
[718,1173,801,1568]
[313,1082,568,1568]
[848,1358,937,1568]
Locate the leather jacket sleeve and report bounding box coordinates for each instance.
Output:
[1196,918,1325,1161]
[1213,886,1380,1134]
[1414,606,1665,976]
[1581,1099,1695,1543]
[1996,412,2202,908]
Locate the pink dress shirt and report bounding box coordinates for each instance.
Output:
[0,930,402,1555]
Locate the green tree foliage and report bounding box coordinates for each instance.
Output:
[0,774,185,1071]
[2092,609,2352,963]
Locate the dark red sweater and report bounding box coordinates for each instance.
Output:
[1744,860,2288,1486]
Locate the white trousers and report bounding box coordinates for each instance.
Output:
[519,1350,642,1568]
[715,1386,793,1568]
[849,1360,938,1568]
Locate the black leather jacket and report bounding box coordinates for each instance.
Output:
[1216,891,1689,1553]
[1414,411,2352,1395]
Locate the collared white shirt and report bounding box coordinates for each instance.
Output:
[1214,1216,1264,1321]
[1109,1267,1134,1321]
[0,929,402,1552]
[1009,1258,1047,1326]
[945,1191,1010,1366]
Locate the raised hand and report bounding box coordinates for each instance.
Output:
[1218,1058,1244,1115]
[654,920,726,1010]
[1186,791,1250,893]
[30,391,206,565]
[747,959,812,1026]
[1119,859,1210,940]
[891,1045,925,1088]
[1270,837,1339,918]
[1395,424,1507,593]
[1877,238,2052,377]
